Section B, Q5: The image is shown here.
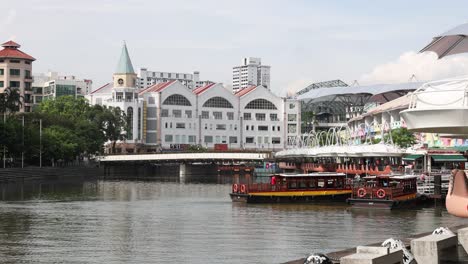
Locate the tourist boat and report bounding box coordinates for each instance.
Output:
[347,175,419,209]
[229,172,352,203]
[446,169,468,217]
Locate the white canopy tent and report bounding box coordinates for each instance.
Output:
[275,143,405,159]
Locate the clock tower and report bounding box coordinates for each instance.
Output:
[113,42,137,88]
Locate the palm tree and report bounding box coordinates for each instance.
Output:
[0,87,23,114]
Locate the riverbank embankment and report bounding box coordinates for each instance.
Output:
[0,166,102,183]
[283,224,468,264]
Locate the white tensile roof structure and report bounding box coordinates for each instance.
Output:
[275,143,405,158]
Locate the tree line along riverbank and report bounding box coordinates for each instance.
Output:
[0,89,127,168]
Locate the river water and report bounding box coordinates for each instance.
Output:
[0,177,466,264]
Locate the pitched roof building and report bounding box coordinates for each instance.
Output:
[0,40,35,112]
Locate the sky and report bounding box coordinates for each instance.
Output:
[2,0,468,96]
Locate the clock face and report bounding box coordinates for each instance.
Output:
[118,78,124,85]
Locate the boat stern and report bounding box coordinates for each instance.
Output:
[229,193,249,202]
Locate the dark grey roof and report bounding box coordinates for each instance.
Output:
[297,82,423,103]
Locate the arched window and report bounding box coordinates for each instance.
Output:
[203,97,233,108]
[127,107,133,140]
[245,99,277,110]
[162,94,192,106]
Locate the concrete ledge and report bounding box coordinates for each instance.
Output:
[410,234,458,264]
[459,227,468,253]
[341,246,402,264]
[357,246,390,255]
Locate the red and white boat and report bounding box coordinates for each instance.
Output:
[347,175,420,209]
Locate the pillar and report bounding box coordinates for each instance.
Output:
[179,163,187,183]
[411,233,457,264]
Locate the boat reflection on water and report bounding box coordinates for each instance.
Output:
[231,200,350,212]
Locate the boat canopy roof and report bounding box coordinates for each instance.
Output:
[275,143,404,158]
[275,172,346,178]
[362,175,417,180]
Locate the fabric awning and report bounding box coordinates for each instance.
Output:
[454,146,468,152]
[431,154,467,162]
[403,154,423,161]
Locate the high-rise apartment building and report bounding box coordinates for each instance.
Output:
[0,41,35,112]
[232,57,270,93]
[138,68,212,90]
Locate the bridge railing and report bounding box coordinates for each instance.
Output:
[98,152,272,162]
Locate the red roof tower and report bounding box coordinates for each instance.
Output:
[0,40,35,61]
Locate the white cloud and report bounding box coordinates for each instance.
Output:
[0,9,16,34]
[360,51,468,84]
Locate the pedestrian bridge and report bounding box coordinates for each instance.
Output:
[98,152,270,163]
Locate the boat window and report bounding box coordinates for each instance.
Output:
[336,179,343,188]
[289,181,297,189]
[366,180,376,188]
[298,181,307,189]
[309,179,316,188]
[326,179,335,188]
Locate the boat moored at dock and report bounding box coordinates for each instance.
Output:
[230,172,352,203]
[347,175,420,209]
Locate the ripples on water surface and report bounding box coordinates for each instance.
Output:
[0,178,466,263]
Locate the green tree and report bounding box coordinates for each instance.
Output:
[42,125,79,164]
[96,106,127,154]
[35,96,114,162]
[388,128,416,148]
[37,96,90,121]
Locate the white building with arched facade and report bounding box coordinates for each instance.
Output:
[87,43,300,153]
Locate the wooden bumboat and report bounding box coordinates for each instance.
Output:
[229,172,352,203]
[347,175,420,209]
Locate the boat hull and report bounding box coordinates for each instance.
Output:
[230,190,351,203]
[347,194,422,209]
